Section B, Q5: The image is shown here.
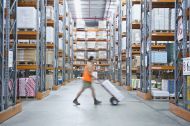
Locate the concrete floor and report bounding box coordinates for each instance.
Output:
[1,79,190,126]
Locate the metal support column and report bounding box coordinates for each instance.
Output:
[140,0,152,93]
[117,1,122,83]
[112,15,116,81]
[126,0,132,86]
[38,0,46,91]
[4,0,17,109]
[71,21,74,79]
[62,0,66,82]
[174,0,190,110]
[0,0,5,111]
[54,0,59,86]
[68,16,71,81]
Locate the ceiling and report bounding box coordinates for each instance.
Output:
[67,0,117,27]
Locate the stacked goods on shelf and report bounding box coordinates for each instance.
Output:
[131,79,140,89]
[132,30,140,43]
[76,41,86,49]
[46,6,54,20]
[162,79,175,96]
[87,42,96,49]
[132,4,141,23]
[76,19,85,29]
[96,42,107,49]
[17,7,37,30]
[97,31,107,40]
[46,27,54,43]
[151,51,167,64]
[46,49,54,65]
[18,77,36,97]
[17,49,36,62]
[87,32,96,39]
[152,8,170,31]
[46,75,53,89]
[98,21,107,29]
[59,38,63,50]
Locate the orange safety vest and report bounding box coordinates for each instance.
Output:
[82,65,92,82]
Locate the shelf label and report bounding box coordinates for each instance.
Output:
[177,17,183,41]
[183,57,190,75]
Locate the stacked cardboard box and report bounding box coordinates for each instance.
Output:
[132,5,141,22]
[76,32,86,39]
[76,20,85,29]
[98,51,107,59]
[76,42,86,49]
[46,6,54,20]
[17,49,36,62]
[152,8,170,31]
[46,27,54,43]
[151,51,167,64]
[132,30,141,43]
[96,42,107,49]
[17,7,37,30]
[46,49,54,65]
[87,42,96,49]
[98,21,107,29]
[122,37,126,50]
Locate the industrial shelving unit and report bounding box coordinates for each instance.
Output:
[73,26,110,79]
[169,0,190,121]
[0,0,22,123]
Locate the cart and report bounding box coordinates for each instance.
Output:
[98,80,125,105]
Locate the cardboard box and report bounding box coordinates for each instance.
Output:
[46,6,54,20]
[17,7,37,30]
[46,27,54,43]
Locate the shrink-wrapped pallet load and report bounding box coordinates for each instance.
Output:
[98,51,107,59]
[46,49,54,65]
[76,42,86,49]
[132,5,141,22]
[59,4,63,16]
[97,31,107,39]
[59,38,63,50]
[87,42,96,49]
[59,20,63,33]
[17,49,36,62]
[17,7,37,30]
[98,21,107,29]
[96,42,107,49]
[76,20,85,29]
[122,37,126,51]
[76,32,86,39]
[87,32,96,39]
[46,6,54,20]
[76,52,85,59]
[122,21,126,33]
[46,27,54,43]
[132,30,141,43]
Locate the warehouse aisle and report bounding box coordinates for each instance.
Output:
[1,80,190,126]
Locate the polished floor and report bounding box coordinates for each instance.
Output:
[1,79,190,126]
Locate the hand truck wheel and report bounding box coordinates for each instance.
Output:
[110,97,119,105]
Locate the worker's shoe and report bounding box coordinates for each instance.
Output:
[73,99,80,105]
[94,99,102,105]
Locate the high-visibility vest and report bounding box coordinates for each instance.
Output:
[82,65,92,82]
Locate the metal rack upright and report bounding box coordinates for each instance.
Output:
[140,0,152,93]
[117,0,122,84]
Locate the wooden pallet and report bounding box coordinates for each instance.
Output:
[18,28,36,32]
[152,96,169,101]
[17,61,36,65]
[152,30,174,33]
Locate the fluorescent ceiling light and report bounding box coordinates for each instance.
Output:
[74,0,82,18]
